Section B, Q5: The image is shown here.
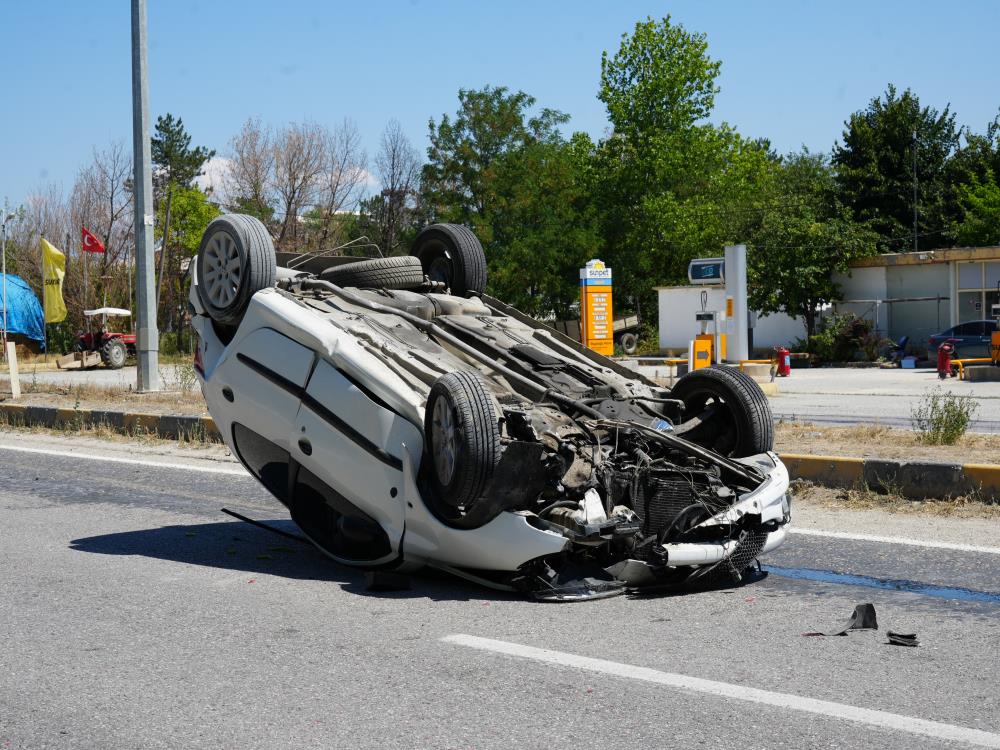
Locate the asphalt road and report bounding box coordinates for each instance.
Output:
[768,368,1000,432]
[1,431,999,749]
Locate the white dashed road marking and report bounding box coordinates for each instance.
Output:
[443,634,1000,749]
[0,444,248,476]
[789,527,1000,555]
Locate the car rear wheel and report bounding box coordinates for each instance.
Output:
[319,256,424,289]
[101,338,127,369]
[412,224,487,297]
[422,371,501,516]
[196,214,276,327]
[670,365,774,457]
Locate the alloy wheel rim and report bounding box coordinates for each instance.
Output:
[203,232,242,308]
[432,396,458,485]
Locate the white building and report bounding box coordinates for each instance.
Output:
[656,245,1000,355]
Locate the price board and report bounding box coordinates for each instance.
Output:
[580,259,613,356]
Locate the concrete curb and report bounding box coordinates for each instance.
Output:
[2,402,996,501]
[0,402,220,441]
[780,452,1000,501]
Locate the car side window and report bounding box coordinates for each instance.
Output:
[952,323,976,336]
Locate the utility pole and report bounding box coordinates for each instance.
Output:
[1,200,16,357]
[131,0,159,391]
[1,205,8,356]
[912,129,919,253]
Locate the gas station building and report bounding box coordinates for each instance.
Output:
[656,245,1000,356]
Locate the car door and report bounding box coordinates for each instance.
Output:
[289,359,422,566]
[211,326,315,504]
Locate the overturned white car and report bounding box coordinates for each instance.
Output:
[190,214,790,600]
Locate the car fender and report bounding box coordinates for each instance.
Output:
[399,449,568,571]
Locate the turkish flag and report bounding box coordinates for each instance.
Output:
[81,226,105,254]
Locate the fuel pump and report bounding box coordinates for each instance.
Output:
[692,289,726,369]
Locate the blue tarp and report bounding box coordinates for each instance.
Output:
[0,274,45,344]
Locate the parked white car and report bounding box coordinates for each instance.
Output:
[190,214,790,600]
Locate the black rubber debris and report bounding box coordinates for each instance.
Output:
[803,603,879,636]
[887,631,919,647]
[364,571,411,592]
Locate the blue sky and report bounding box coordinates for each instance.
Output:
[3,0,999,203]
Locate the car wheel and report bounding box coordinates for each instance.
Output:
[670,365,774,457]
[619,332,638,355]
[101,338,127,369]
[422,371,501,512]
[196,214,276,327]
[412,224,487,297]
[319,256,425,289]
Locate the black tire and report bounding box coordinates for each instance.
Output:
[319,256,425,289]
[196,214,276,327]
[422,371,501,511]
[619,332,638,355]
[101,338,127,369]
[670,365,774,457]
[412,224,487,297]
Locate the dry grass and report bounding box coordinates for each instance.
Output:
[0,408,219,448]
[790,478,1000,518]
[775,420,1000,464]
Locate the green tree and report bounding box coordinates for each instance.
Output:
[598,15,720,142]
[159,185,221,257]
[749,150,878,337]
[156,185,221,337]
[487,132,601,317]
[421,86,569,239]
[151,114,215,328]
[832,85,960,251]
[421,86,600,317]
[954,171,1000,246]
[595,16,772,317]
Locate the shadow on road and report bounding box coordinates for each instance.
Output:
[69,518,502,603]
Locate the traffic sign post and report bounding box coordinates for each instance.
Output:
[580,259,613,356]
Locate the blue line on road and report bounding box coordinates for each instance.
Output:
[764,565,1000,603]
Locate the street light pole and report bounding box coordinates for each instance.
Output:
[912,129,919,253]
[131,0,159,391]
[1,211,7,355]
[1,200,14,357]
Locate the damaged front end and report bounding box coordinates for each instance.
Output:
[483,407,791,601]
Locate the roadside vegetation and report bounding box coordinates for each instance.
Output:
[910,388,979,445]
[776,420,999,463]
[791,479,1000,518]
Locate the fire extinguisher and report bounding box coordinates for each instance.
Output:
[937,339,956,379]
[774,346,792,377]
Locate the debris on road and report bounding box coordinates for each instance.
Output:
[887,631,920,647]
[803,602,878,636]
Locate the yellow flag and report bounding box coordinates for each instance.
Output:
[40,238,67,323]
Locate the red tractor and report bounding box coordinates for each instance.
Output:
[71,308,136,369]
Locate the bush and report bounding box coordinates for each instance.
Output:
[45,321,77,355]
[159,332,179,356]
[910,388,978,445]
[796,313,888,363]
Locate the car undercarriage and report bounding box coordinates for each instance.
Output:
[191,215,790,600]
